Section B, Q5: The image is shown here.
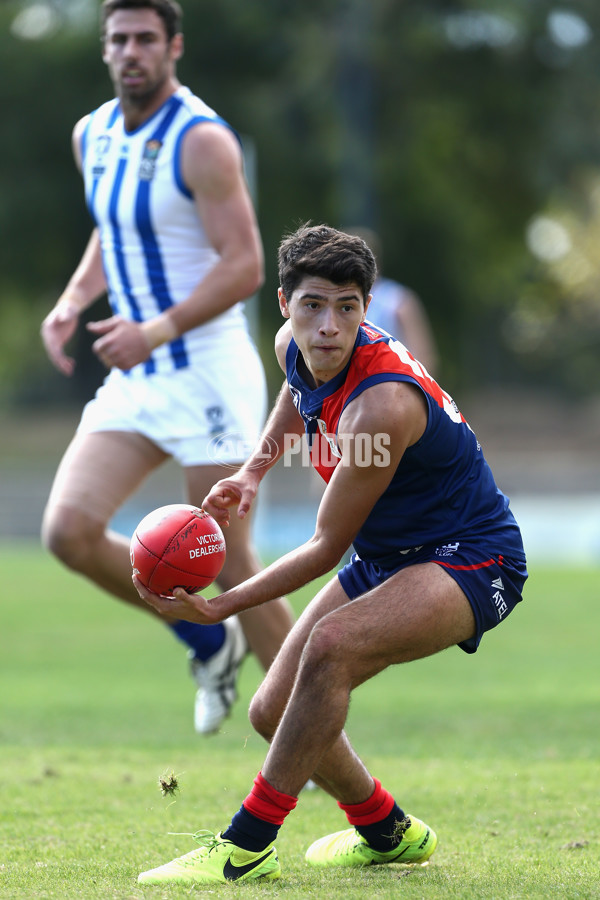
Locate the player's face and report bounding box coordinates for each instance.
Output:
[102,9,182,106]
[279,276,370,386]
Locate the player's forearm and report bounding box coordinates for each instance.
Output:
[139,313,178,350]
[210,537,338,620]
[58,230,107,313]
[167,250,263,336]
[138,255,260,351]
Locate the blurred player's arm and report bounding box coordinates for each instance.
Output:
[395,287,438,377]
[40,117,108,375]
[150,122,263,346]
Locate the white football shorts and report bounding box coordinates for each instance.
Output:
[77,337,267,467]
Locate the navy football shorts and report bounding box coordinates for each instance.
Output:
[338,539,528,654]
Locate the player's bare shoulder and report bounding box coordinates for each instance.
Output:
[275,321,293,372]
[180,120,243,196]
[72,114,91,171]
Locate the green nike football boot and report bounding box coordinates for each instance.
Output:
[305,814,437,867]
[138,831,281,885]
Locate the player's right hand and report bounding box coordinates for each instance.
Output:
[40,299,80,376]
[203,472,259,525]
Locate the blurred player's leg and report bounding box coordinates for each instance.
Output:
[42,430,168,610]
[41,432,258,733]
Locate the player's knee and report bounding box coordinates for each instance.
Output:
[248,686,284,740]
[299,621,345,682]
[41,505,101,569]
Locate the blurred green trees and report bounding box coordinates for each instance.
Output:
[2,0,600,407]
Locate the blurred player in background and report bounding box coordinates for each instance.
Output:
[134,224,527,885]
[40,0,293,734]
[347,226,439,376]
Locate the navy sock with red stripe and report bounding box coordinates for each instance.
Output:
[338,778,405,852]
[222,772,298,852]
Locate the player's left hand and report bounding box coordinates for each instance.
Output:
[133,574,227,625]
[88,315,152,370]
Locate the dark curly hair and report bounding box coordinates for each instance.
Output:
[278,223,377,304]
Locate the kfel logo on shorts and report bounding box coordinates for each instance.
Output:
[491,576,508,619]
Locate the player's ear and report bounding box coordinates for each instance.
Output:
[279,288,291,319]
[361,293,372,323]
[171,33,184,62]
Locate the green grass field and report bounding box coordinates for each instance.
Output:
[0,543,598,899]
